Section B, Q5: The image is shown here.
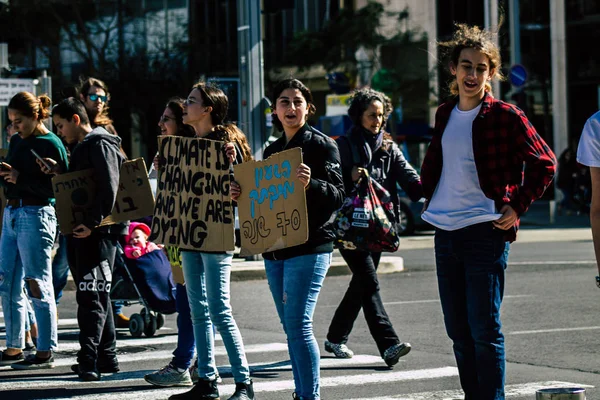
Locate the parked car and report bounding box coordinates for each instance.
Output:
[396,186,430,236]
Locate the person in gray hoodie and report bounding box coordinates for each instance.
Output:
[41,97,126,381]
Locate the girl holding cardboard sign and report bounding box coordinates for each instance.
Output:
[168,82,255,400]
[231,78,345,400]
[0,91,69,369]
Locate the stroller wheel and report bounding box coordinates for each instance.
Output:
[144,314,158,337]
[156,313,165,329]
[129,314,145,338]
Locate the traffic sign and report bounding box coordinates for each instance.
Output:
[509,64,528,87]
[0,78,35,106]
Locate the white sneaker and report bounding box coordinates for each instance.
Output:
[144,364,193,387]
[324,340,354,358]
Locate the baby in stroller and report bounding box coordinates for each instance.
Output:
[111,222,176,337]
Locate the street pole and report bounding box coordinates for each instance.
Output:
[236,0,265,161]
[484,0,500,98]
[550,0,568,223]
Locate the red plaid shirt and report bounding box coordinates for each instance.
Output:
[420,92,556,242]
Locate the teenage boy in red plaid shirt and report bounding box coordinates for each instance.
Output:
[420,24,556,400]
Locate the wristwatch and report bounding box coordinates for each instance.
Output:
[596,276,600,289]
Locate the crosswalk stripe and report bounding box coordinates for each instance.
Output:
[1,366,459,399]
[0,342,289,372]
[347,381,594,399]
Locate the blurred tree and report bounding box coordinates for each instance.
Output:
[0,0,193,158]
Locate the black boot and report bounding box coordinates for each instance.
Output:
[228,379,255,400]
[169,378,220,400]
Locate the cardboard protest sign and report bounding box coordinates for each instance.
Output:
[149,136,235,252]
[0,149,7,237]
[53,158,154,234]
[233,147,308,255]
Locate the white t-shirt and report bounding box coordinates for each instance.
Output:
[577,110,600,167]
[422,104,502,231]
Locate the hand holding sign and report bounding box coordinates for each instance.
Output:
[230,180,241,201]
[296,163,311,188]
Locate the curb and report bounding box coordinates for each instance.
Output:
[64,256,405,290]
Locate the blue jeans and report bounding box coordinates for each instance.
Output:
[172,283,196,370]
[52,232,70,305]
[0,205,57,351]
[434,222,510,400]
[181,251,250,383]
[264,252,331,400]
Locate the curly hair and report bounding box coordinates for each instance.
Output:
[439,23,505,96]
[347,88,393,129]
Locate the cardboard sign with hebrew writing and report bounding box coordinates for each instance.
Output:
[53,158,154,234]
[0,149,7,237]
[233,147,308,255]
[149,136,234,252]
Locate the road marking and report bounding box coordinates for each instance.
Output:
[508,326,600,335]
[347,381,594,399]
[0,366,459,398]
[510,260,596,265]
[0,342,289,373]
[381,294,533,307]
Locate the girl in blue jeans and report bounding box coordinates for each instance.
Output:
[231,78,345,400]
[168,82,255,400]
[0,91,69,369]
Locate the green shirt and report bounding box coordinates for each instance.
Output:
[1,131,69,204]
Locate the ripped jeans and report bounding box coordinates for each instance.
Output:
[0,205,57,351]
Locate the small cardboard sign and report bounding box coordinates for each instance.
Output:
[149,136,235,252]
[233,147,308,255]
[0,149,7,237]
[53,158,154,234]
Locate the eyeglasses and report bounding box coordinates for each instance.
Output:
[88,94,108,102]
[184,97,201,106]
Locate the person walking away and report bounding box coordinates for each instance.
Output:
[0,92,68,369]
[325,88,422,366]
[420,24,556,399]
[47,97,126,381]
[231,78,345,400]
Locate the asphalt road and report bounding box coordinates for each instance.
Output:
[1,226,599,399]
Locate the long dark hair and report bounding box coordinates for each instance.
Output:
[76,76,114,126]
[165,97,195,138]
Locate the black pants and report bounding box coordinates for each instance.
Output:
[326,249,399,357]
[67,232,119,371]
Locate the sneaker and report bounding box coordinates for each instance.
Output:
[169,378,219,400]
[79,369,101,381]
[11,354,55,370]
[383,342,411,367]
[228,379,255,400]
[145,364,193,387]
[23,342,37,352]
[0,350,24,366]
[115,313,130,329]
[189,364,221,384]
[324,340,354,358]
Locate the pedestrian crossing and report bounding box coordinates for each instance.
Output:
[0,310,595,399]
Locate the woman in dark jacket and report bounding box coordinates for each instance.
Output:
[325,88,422,367]
[231,78,345,400]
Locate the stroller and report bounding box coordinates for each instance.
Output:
[111,243,177,337]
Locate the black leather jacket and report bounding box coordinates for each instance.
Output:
[262,124,345,260]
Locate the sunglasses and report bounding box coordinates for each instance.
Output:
[88,94,108,102]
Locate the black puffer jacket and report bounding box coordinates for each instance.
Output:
[262,124,345,260]
[336,127,422,223]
